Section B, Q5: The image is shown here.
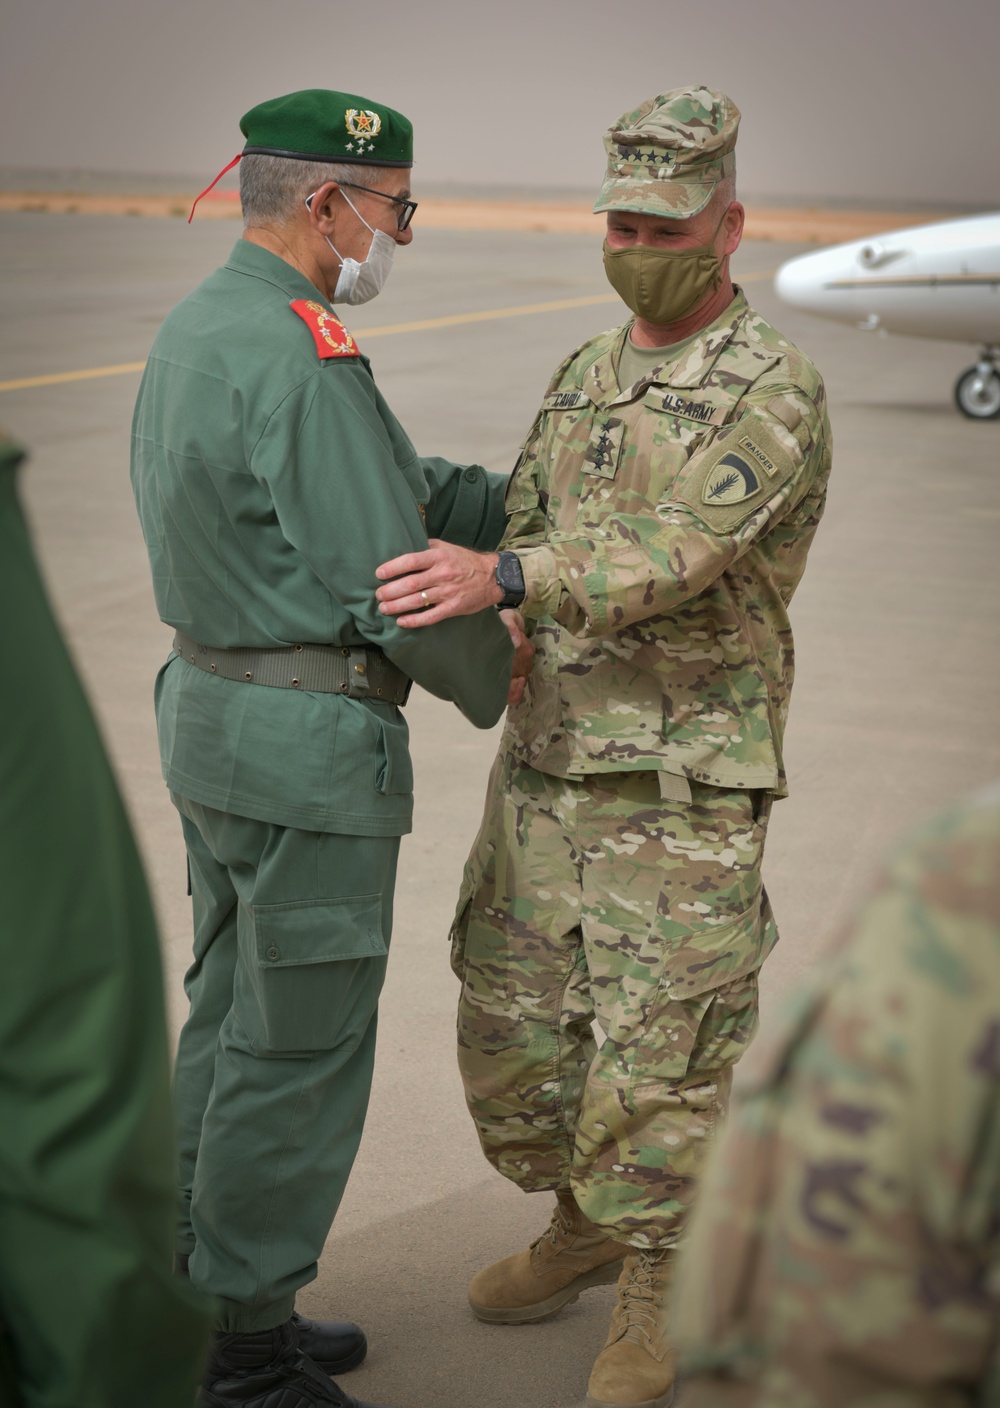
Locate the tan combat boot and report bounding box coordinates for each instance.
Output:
[586,1248,675,1408]
[468,1190,626,1324]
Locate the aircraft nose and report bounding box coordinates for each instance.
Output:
[773,245,864,326]
[773,251,838,312]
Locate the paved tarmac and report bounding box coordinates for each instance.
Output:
[2,211,999,1408]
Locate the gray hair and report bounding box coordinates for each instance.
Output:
[240,154,387,227]
[712,172,737,212]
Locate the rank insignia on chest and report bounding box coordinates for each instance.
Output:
[702,452,761,504]
[290,300,361,359]
[584,417,625,480]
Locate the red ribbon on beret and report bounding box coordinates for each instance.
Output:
[188,154,242,223]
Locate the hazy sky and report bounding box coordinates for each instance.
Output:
[3,0,998,207]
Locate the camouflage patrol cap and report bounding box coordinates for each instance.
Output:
[594,86,740,219]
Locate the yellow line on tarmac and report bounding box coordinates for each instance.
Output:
[0,360,149,392]
[0,271,774,394]
[360,292,621,340]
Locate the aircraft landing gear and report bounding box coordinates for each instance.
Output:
[954,350,1000,420]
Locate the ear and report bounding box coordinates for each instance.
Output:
[723,201,745,256]
[306,182,339,229]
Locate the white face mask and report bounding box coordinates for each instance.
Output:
[312,189,396,306]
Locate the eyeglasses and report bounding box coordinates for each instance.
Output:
[309,178,414,230]
[335,180,417,232]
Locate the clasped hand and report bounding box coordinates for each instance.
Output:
[375,540,533,705]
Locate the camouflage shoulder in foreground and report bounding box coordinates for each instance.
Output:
[674,784,1000,1407]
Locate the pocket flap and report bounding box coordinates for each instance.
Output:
[254,894,386,967]
[663,909,771,1001]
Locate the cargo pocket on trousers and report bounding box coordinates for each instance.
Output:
[449,852,485,982]
[250,894,388,1053]
[448,842,508,1003]
[628,922,763,1093]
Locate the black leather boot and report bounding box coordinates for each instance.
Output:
[175,1255,367,1377]
[291,1312,367,1375]
[200,1320,391,1408]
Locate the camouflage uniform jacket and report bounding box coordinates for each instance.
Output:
[501,289,831,796]
[674,784,1000,1406]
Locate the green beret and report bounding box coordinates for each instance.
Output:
[594,86,740,219]
[240,88,413,168]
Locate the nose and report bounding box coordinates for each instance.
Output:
[395,223,414,247]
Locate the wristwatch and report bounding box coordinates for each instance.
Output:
[495,550,526,609]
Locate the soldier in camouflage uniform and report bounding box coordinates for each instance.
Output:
[674,784,1000,1407]
[374,87,831,1407]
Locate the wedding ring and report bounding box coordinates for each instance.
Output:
[421,590,430,605]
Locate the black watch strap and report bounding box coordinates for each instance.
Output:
[495,550,525,609]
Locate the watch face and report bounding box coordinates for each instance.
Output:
[497,552,524,601]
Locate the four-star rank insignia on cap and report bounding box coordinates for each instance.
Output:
[345,108,381,154]
[290,299,361,359]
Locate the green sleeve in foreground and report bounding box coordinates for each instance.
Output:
[0,436,211,1406]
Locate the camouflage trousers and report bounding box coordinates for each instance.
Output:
[451,752,777,1248]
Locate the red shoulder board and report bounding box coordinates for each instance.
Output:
[290,300,361,360]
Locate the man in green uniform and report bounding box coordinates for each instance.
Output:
[674,785,1000,1407]
[131,89,518,1408]
[374,87,831,1407]
[0,428,210,1406]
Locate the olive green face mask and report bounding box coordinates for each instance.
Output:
[602,211,729,325]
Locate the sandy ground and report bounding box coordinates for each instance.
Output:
[0,187,959,242]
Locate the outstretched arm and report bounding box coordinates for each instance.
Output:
[375,540,502,626]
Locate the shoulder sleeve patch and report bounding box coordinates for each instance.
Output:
[670,406,803,533]
[290,300,361,360]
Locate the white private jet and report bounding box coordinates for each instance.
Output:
[773,212,1000,419]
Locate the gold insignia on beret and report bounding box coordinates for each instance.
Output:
[344,109,382,154]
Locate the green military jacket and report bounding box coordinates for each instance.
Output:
[502,290,831,795]
[132,240,513,837]
[675,785,1000,1406]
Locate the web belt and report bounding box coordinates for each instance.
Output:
[172,631,411,705]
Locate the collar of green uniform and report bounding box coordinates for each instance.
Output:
[223,241,372,364]
[240,89,413,168]
[225,238,337,307]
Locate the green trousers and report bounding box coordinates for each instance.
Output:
[451,753,776,1249]
[172,794,399,1332]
